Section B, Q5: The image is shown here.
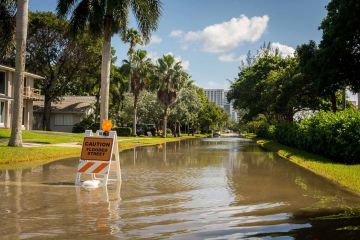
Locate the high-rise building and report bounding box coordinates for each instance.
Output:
[204,89,238,121]
[204,89,225,107]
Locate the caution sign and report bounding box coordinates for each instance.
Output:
[81,137,114,161]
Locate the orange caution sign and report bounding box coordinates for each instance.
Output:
[81,137,114,161]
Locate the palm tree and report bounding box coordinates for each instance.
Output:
[122,28,143,92]
[123,49,152,136]
[8,0,29,147]
[156,54,187,138]
[57,0,162,125]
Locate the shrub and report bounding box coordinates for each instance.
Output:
[72,117,98,133]
[246,114,270,138]
[115,127,132,136]
[267,110,360,164]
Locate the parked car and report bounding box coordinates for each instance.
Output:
[213,130,221,137]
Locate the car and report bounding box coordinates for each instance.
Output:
[213,130,221,137]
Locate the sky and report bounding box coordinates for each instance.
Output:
[29,0,330,90]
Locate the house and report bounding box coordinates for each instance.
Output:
[0,65,43,130]
[33,96,96,132]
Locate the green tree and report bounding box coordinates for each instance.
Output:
[137,91,162,131]
[0,0,16,63]
[123,49,153,136]
[57,0,162,125]
[122,28,143,92]
[155,54,187,137]
[169,83,202,137]
[319,0,360,94]
[25,12,103,130]
[8,0,29,147]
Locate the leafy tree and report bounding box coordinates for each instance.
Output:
[25,12,103,130]
[137,91,162,131]
[57,0,162,125]
[8,0,29,147]
[319,0,360,93]
[228,53,287,121]
[169,83,202,137]
[0,0,16,63]
[122,49,153,136]
[228,48,323,124]
[155,54,187,137]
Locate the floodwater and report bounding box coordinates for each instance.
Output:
[1,138,360,239]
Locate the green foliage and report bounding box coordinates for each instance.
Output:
[72,117,98,133]
[0,0,15,63]
[245,114,270,137]
[228,51,322,123]
[319,0,360,93]
[258,110,360,164]
[114,127,132,136]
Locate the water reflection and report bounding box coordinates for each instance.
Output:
[1,138,360,239]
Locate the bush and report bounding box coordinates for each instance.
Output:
[72,117,98,133]
[115,127,132,136]
[246,114,270,138]
[264,110,360,164]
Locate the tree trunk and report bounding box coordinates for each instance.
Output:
[330,93,337,112]
[342,88,346,110]
[95,91,100,125]
[162,107,168,138]
[177,121,181,137]
[100,27,112,127]
[358,92,360,110]
[8,0,29,147]
[132,95,137,136]
[43,94,52,131]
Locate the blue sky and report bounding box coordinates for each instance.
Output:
[29,0,329,90]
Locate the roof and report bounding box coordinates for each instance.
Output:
[0,65,45,79]
[34,96,96,114]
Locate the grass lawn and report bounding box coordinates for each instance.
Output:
[0,129,205,169]
[0,129,84,144]
[257,139,360,196]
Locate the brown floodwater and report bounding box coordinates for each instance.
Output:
[1,138,360,239]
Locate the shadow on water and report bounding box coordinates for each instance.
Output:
[1,137,360,239]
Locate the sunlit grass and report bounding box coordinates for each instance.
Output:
[0,130,205,168]
[0,129,84,144]
[257,139,360,195]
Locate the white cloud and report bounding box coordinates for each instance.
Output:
[148,35,162,45]
[179,15,269,53]
[167,52,190,70]
[270,42,295,58]
[148,51,190,70]
[169,30,184,38]
[218,53,246,63]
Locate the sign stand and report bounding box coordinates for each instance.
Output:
[75,130,121,186]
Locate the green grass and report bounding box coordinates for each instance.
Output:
[257,139,360,195]
[0,130,205,169]
[0,129,84,144]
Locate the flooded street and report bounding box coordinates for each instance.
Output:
[1,138,360,239]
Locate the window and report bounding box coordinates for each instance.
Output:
[0,72,5,95]
[0,101,5,125]
[55,114,73,126]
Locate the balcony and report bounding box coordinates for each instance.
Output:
[23,87,42,101]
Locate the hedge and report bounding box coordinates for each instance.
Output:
[114,127,132,136]
[251,110,360,164]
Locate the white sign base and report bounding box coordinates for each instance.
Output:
[75,130,121,186]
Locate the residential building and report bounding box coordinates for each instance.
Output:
[204,89,225,107]
[204,88,238,121]
[0,65,43,130]
[33,96,96,132]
